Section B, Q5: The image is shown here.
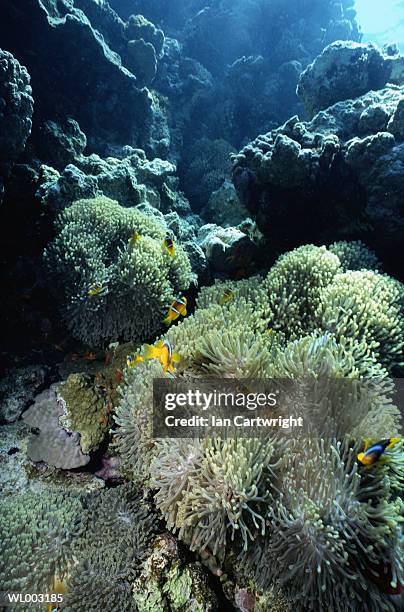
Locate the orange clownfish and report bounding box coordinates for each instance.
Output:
[163,236,175,257]
[357,438,400,466]
[126,353,144,368]
[143,339,181,374]
[163,297,187,325]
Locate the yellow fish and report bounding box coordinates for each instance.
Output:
[87,282,106,297]
[219,289,234,305]
[46,574,66,611]
[129,231,141,247]
[143,339,181,374]
[126,353,144,368]
[163,297,187,325]
[357,438,400,466]
[163,236,175,257]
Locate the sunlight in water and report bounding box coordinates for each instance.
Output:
[355,0,404,49]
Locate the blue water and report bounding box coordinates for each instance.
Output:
[356,0,404,51]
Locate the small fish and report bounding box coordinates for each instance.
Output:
[126,353,144,368]
[143,339,181,374]
[163,236,175,257]
[46,574,66,611]
[357,438,400,466]
[219,289,234,305]
[163,297,188,325]
[87,282,106,298]
[128,231,141,247]
[83,351,97,361]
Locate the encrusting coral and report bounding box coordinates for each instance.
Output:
[44,196,194,347]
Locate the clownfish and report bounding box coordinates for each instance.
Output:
[219,289,234,305]
[126,353,144,368]
[357,438,400,466]
[163,236,175,257]
[143,339,181,374]
[128,231,141,248]
[87,282,107,298]
[163,297,187,325]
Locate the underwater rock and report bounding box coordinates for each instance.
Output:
[0,49,34,205]
[197,224,256,276]
[0,0,152,154]
[125,14,165,57]
[22,385,90,469]
[37,151,176,211]
[0,364,50,423]
[201,180,249,228]
[232,84,404,260]
[34,118,87,171]
[0,421,31,494]
[297,41,404,117]
[132,533,219,611]
[127,38,158,86]
[180,138,236,212]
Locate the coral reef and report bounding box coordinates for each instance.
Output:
[1,0,403,609]
[180,138,236,211]
[58,372,109,454]
[233,78,404,266]
[0,0,153,155]
[0,49,33,204]
[132,533,219,611]
[0,364,50,423]
[44,196,194,346]
[298,41,404,117]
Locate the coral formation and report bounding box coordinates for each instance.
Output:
[0,49,33,204]
[44,196,194,346]
[1,0,403,610]
[297,41,403,117]
[58,372,109,454]
[233,80,404,262]
[23,386,91,469]
[180,138,236,211]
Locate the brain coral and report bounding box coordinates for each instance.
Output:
[44,196,194,346]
